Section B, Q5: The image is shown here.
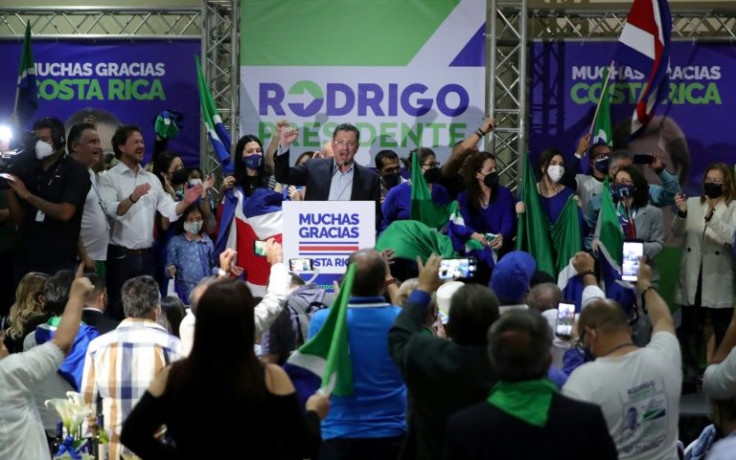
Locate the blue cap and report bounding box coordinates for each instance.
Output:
[490,251,537,304]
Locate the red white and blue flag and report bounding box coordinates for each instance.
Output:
[215,187,283,296]
[613,0,671,136]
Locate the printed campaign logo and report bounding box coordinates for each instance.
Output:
[239,0,486,164]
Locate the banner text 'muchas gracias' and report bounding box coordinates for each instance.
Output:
[33,61,168,101]
[569,65,723,106]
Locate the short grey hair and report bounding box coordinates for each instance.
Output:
[122,276,160,319]
[527,283,563,312]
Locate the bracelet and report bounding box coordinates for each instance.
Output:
[476,129,486,137]
[580,270,595,278]
[217,268,228,278]
[640,285,657,297]
[129,194,138,204]
[385,277,398,287]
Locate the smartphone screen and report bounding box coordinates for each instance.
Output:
[633,154,653,165]
[556,302,576,337]
[289,258,314,272]
[253,240,267,256]
[622,241,644,282]
[438,258,477,280]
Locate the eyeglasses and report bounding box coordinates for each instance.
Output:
[334,140,357,148]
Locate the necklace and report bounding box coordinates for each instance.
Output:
[600,342,637,357]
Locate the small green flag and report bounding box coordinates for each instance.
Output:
[286,264,357,396]
[596,179,623,268]
[550,196,583,275]
[409,151,457,228]
[592,68,614,146]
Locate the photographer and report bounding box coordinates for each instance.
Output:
[5,117,90,280]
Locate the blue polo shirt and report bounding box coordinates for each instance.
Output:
[308,296,407,439]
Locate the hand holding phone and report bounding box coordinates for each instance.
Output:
[253,240,267,256]
[438,258,477,280]
[289,258,314,272]
[555,302,576,338]
[622,241,644,282]
[633,154,654,165]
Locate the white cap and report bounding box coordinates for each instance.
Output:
[436,281,465,315]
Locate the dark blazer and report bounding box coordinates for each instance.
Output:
[82,308,120,335]
[274,150,381,216]
[388,290,496,460]
[444,393,618,460]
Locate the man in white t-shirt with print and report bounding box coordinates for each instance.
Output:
[562,260,681,460]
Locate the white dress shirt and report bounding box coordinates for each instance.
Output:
[98,162,180,250]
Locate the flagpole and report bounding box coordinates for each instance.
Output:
[589,61,616,135]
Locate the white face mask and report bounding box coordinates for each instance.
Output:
[547,164,565,183]
[188,178,203,187]
[184,221,203,235]
[35,140,54,160]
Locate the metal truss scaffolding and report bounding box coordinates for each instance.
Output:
[487,0,528,190]
[0,7,201,39]
[201,0,238,178]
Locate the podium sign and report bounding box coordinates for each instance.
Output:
[282,201,376,290]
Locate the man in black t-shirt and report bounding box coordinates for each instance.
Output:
[6,117,91,280]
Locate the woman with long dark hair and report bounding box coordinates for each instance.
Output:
[121,279,329,459]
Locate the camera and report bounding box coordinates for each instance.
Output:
[0,130,37,189]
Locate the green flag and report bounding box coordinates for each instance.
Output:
[592,68,614,146]
[195,55,233,173]
[376,220,458,263]
[550,196,583,275]
[596,179,623,268]
[516,154,555,276]
[286,264,356,396]
[15,22,37,124]
[410,151,457,228]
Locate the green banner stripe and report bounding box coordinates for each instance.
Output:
[241,0,460,66]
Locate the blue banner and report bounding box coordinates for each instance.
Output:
[0,39,201,167]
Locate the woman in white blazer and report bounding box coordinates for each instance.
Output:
[673,163,736,381]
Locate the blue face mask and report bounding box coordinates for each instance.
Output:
[243,154,263,170]
[593,157,610,174]
[611,183,635,201]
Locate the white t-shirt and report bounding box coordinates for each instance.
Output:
[80,169,110,261]
[562,331,682,460]
[0,341,65,460]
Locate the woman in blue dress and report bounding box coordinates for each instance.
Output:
[380,148,451,231]
[516,148,577,223]
[166,204,215,303]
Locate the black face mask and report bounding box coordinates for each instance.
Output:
[483,172,499,188]
[171,168,189,185]
[704,182,724,199]
[383,173,401,189]
[423,167,442,184]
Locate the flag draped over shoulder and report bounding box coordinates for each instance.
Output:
[214,187,283,296]
[613,0,671,136]
[516,154,555,275]
[195,55,233,174]
[410,152,457,228]
[286,263,357,397]
[376,220,457,263]
[517,154,583,279]
[15,22,37,124]
[592,68,614,146]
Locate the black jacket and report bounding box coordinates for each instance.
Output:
[444,393,617,460]
[82,308,120,335]
[388,290,496,460]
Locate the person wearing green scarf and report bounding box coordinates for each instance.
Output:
[444,309,617,460]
